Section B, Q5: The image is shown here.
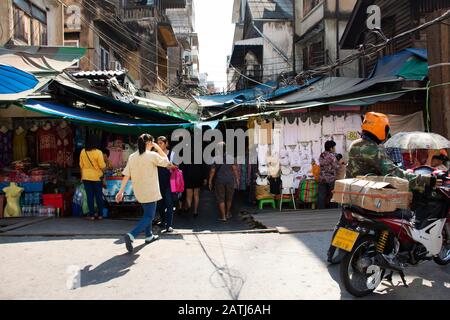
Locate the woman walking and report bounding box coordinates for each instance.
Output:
[180,148,208,217]
[116,134,170,253]
[79,136,106,220]
[156,136,176,233]
[208,142,240,222]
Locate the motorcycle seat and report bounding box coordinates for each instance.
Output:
[345,205,412,221]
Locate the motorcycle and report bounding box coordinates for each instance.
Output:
[329,166,450,297]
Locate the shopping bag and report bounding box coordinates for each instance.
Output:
[170,169,185,193]
[299,179,318,203]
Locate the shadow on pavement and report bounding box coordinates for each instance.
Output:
[80,243,147,288]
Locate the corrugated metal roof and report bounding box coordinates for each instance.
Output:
[277,77,364,104]
[247,0,293,20]
[72,70,126,78]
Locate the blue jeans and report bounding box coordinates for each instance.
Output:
[157,187,174,229]
[83,180,104,217]
[130,202,157,238]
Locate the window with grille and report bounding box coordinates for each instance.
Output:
[13,0,47,45]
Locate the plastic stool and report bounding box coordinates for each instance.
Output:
[258,198,276,210]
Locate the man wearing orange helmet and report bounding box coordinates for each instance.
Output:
[346,112,433,191]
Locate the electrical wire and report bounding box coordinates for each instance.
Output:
[291,9,450,84]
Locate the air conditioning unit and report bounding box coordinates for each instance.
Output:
[110,61,122,71]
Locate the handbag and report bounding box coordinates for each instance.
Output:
[170,168,185,193]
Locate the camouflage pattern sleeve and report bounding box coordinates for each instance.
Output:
[373,145,432,192]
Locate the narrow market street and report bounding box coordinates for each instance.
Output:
[1,231,449,300]
[1,0,450,305]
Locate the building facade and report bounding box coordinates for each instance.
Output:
[0,0,64,47]
[295,0,358,77]
[228,0,295,91]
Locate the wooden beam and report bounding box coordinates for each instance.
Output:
[427,9,450,139]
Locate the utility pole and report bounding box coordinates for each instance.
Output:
[427,9,450,138]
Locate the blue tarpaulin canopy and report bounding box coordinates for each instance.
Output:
[0,64,39,100]
[17,100,193,135]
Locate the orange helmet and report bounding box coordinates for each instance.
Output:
[361,112,390,141]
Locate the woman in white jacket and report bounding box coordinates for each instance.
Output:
[116,134,171,253]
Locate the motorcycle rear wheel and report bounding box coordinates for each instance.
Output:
[340,236,385,297]
[433,227,450,265]
[327,246,347,265]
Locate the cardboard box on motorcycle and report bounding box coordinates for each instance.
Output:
[332,178,413,212]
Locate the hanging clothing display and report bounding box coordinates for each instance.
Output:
[322,115,335,136]
[0,130,13,167]
[292,169,304,189]
[55,124,74,168]
[311,140,322,163]
[308,117,322,142]
[333,135,346,156]
[272,119,283,156]
[334,114,346,134]
[37,126,57,163]
[287,145,302,167]
[284,117,299,146]
[267,154,280,178]
[279,147,290,166]
[13,129,27,161]
[26,129,38,164]
[299,142,313,175]
[297,117,310,142]
[258,144,269,176]
[258,119,273,145]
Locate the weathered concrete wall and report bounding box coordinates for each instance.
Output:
[0,0,12,45]
[0,0,63,46]
[262,21,293,82]
[324,19,358,77]
[296,0,324,37]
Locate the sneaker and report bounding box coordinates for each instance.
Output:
[166,227,174,233]
[124,234,134,253]
[145,235,160,244]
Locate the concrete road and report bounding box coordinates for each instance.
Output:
[0,232,449,300]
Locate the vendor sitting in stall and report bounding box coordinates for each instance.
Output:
[431,153,449,171]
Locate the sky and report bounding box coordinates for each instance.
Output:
[194,0,235,91]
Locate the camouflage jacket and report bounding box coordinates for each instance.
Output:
[346,136,432,192]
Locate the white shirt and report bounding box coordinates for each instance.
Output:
[322,115,335,136]
[293,171,304,189]
[122,151,170,203]
[273,119,284,156]
[297,117,310,142]
[257,144,269,165]
[334,115,346,134]
[333,135,346,155]
[288,145,302,167]
[309,118,322,142]
[312,140,322,162]
[284,117,299,146]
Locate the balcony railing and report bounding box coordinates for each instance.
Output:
[121,6,154,20]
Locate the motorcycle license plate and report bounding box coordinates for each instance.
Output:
[332,228,359,252]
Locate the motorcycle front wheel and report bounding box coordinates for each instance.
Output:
[340,236,385,297]
[434,227,450,265]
